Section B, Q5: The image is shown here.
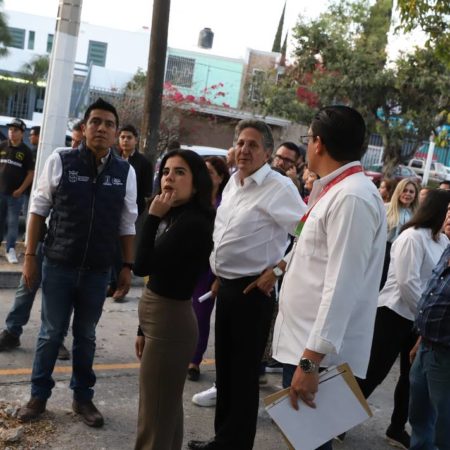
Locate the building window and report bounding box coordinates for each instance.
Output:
[87,40,107,67]
[27,31,35,50]
[47,34,54,53]
[250,69,265,102]
[7,27,25,49]
[165,55,195,88]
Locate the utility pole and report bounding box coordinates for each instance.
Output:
[422,134,436,186]
[35,0,82,179]
[140,0,171,166]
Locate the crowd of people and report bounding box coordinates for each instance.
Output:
[0,99,449,450]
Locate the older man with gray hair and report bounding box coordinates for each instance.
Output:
[188,120,306,450]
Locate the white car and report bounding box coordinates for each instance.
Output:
[154,145,227,181]
[407,158,447,183]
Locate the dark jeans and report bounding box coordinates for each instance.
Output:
[5,243,43,337]
[409,342,450,450]
[214,276,275,450]
[283,364,333,450]
[357,306,417,432]
[5,244,71,340]
[0,193,24,250]
[31,257,110,401]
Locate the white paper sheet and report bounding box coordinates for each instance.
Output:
[265,366,370,450]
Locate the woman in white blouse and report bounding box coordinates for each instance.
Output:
[357,188,450,448]
[380,178,420,288]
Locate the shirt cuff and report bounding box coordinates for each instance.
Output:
[305,334,337,356]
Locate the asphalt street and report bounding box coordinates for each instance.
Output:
[0,285,405,450]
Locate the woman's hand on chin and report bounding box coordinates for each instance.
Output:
[149,192,176,217]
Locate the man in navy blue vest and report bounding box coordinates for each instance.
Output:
[18,98,138,427]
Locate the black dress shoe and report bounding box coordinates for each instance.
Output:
[187,366,200,381]
[188,439,223,450]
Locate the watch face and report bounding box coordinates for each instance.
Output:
[299,358,314,373]
[273,267,283,277]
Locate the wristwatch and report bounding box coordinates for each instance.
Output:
[272,266,284,278]
[299,357,319,373]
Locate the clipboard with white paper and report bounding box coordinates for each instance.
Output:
[264,363,371,450]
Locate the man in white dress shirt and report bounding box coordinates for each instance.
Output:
[17,98,137,428]
[272,105,386,450]
[188,119,306,450]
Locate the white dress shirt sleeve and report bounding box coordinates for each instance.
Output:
[119,165,138,236]
[268,182,306,236]
[392,235,424,315]
[306,194,382,355]
[29,152,63,217]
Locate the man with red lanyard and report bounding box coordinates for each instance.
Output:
[272,105,387,449]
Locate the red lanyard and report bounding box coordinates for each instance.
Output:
[295,165,363,237]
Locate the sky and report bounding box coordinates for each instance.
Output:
[2,0,331,57]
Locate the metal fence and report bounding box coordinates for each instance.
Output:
[362,134,450,168]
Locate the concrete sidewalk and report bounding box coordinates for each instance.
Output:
[0,287,402,449]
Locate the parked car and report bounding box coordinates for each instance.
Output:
[444,166,450,182]
[364,163,422,186]
[153,145,228,187]
[407,158,447,183]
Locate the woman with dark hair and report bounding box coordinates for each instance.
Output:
[133,149,214,450]
[357,189,450,448]
[187,156,229,381]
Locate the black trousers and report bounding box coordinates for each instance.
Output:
[214,276,275,450]
[357,306,417,431]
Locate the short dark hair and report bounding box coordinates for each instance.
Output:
[205,156,230,195]
[402,189,450,241]
[72,120,84,132]
[439,180,450,189]
[156,149,214,215]
[277,141,301,160]
[120,124,138,137]
[84,98,119,127]
[310,105,366,162]
[30,126,40,135]
[234,119,274,153]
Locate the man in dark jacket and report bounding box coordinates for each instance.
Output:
[0,118,34,263]
[117,124,153,215]
[18,98,138,427]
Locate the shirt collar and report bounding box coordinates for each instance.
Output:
[233,163,271,187]
[309,161,362,204]
[100,149,111,164]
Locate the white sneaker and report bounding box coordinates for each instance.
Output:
[6,248,18,264]
[192,384,217,407]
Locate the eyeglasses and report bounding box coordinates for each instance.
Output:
[299,135,316,145]
[274,154,296,166]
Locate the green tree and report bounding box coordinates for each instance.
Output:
[0,0,11,97]
[396,0,450,65]
[272,2,286,53]
[20,55,49,84]
[260,0,449,174]
[0,0,10,57]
